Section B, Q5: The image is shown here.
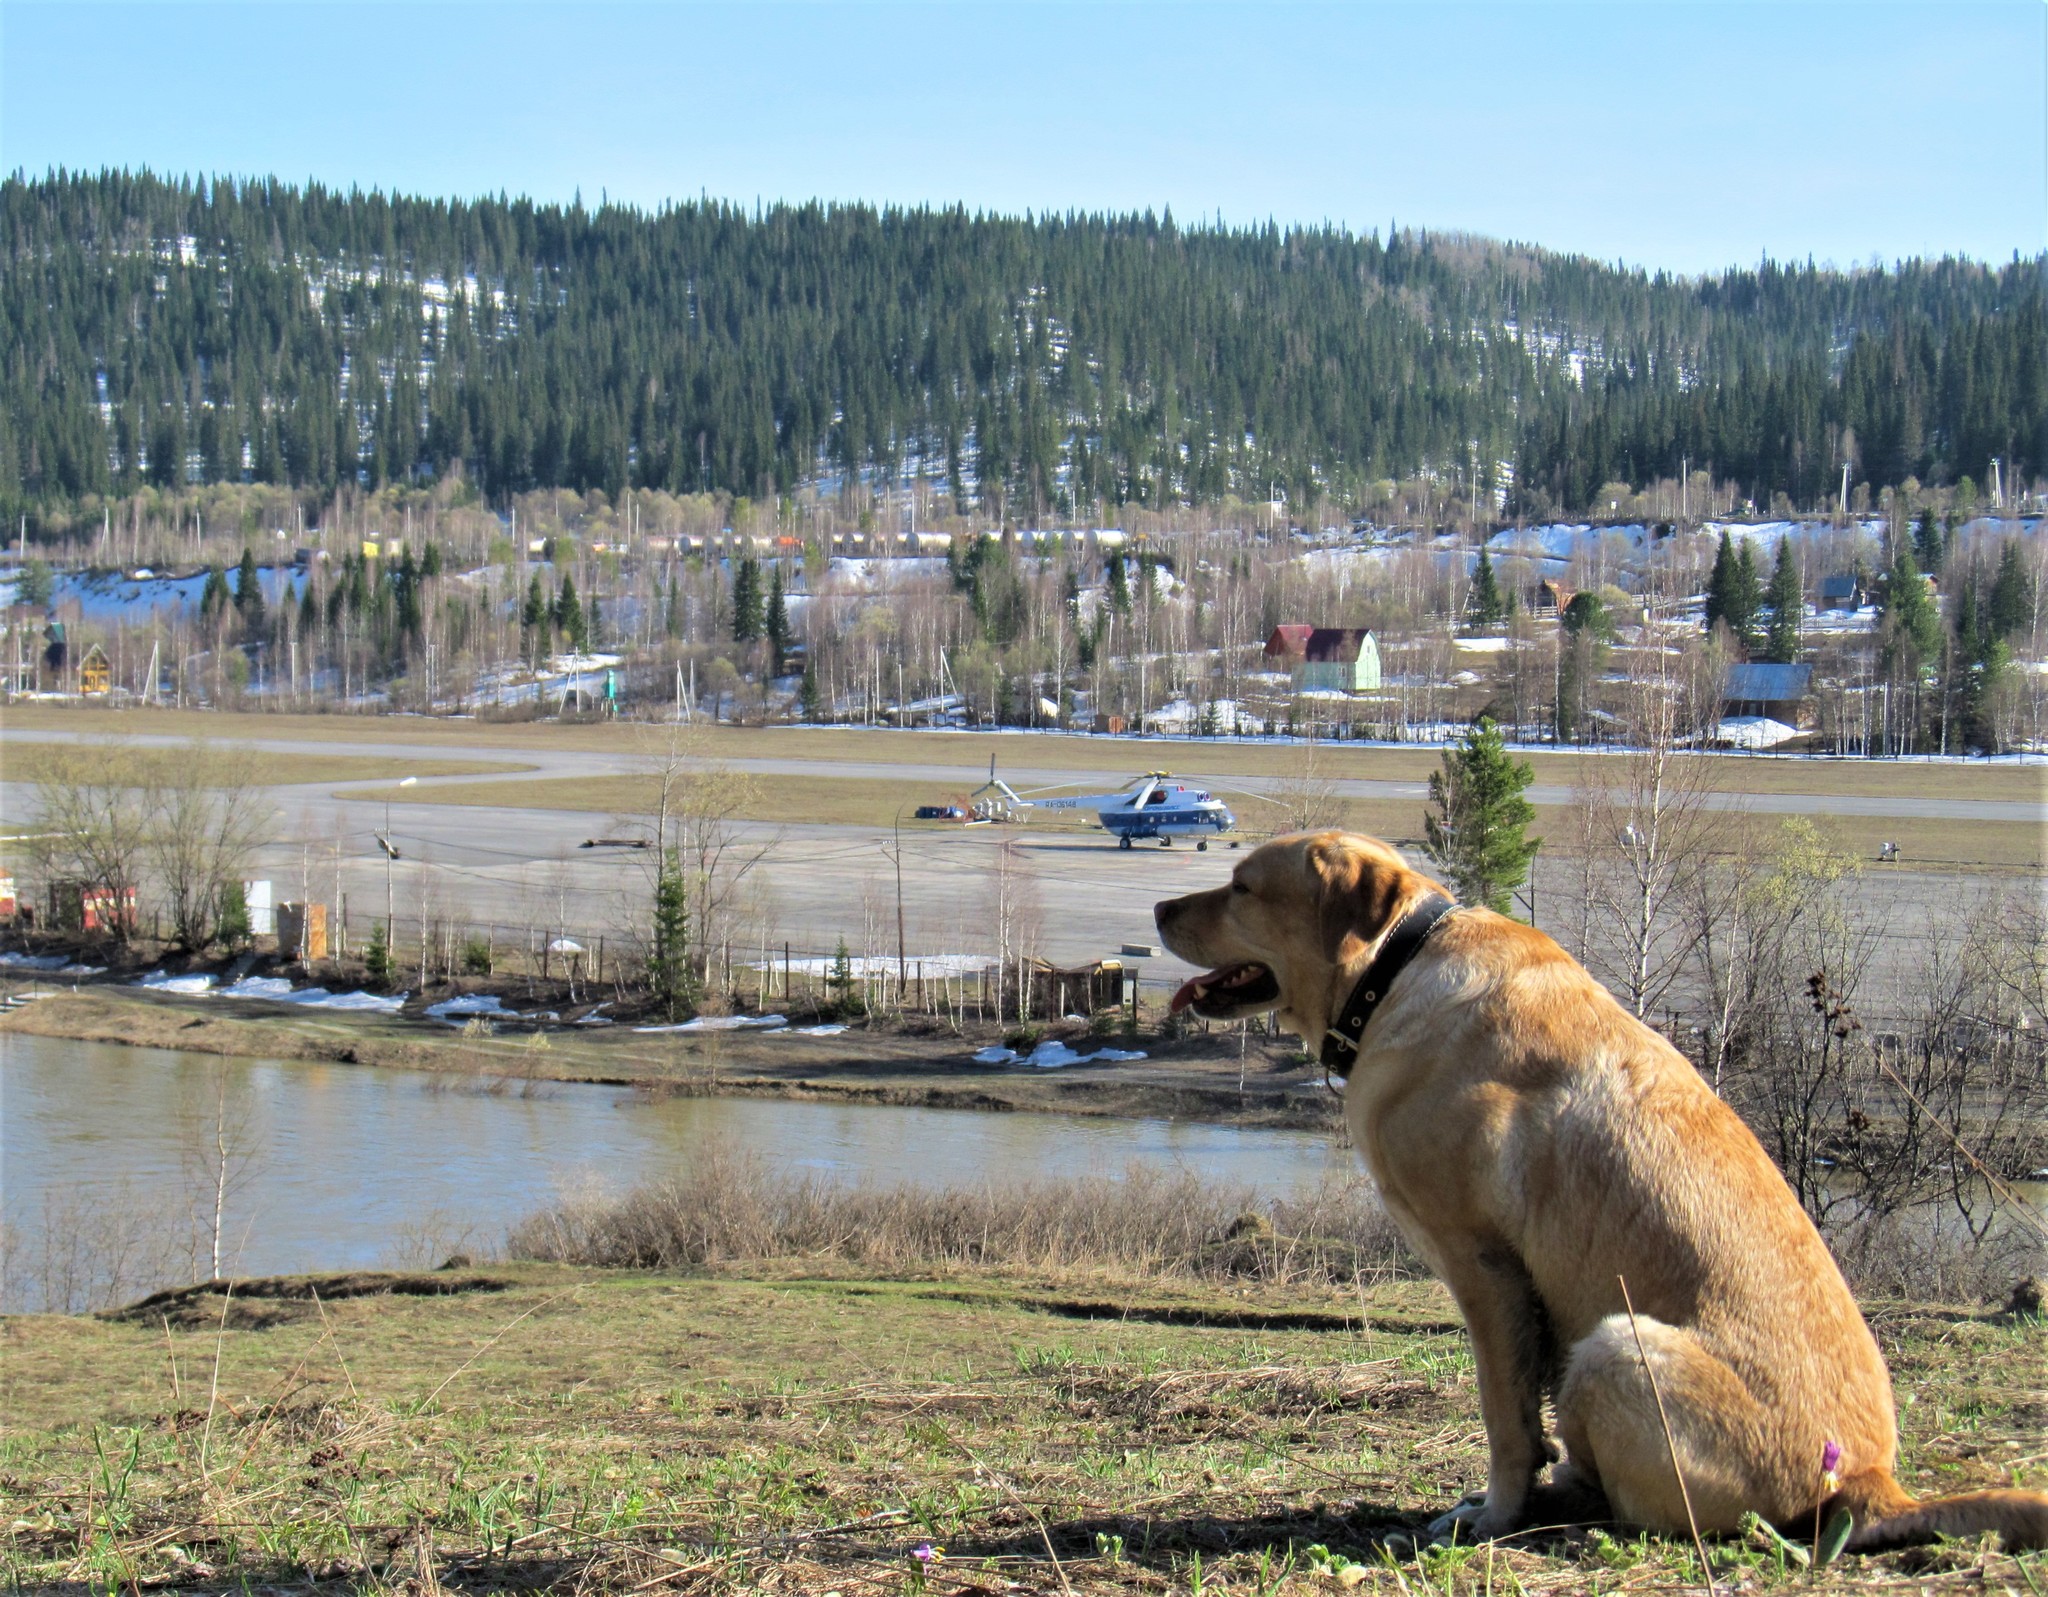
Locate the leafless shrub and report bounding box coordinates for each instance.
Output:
[1,1177,207,1315]
[1271,734,1345,835]
[507,1144,1418,1287]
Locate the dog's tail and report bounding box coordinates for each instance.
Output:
[1836,1469,2048,1553]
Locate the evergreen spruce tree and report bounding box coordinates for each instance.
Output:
[199,563,231,627]
[828,936,856,1016]
[18,559,53,609]
[1470,547,1505,625]
[648,849,698,1021]
[234,547,265,627]
[553,574,586,652]
[664,572,683,639]
[420,541,442,579]
[800,661,823,722]
[1912,508,1945,575]
[1704,530,1736,634]
[522,572,549,665]
[216,878,251,949]
[1106,552,1131,616]
[364,919,395,986]
[1987,540,2030,640]
[732,556,764,643]
[1880,546,1941,661]
[765,565,789,673]
[1727,541,1764,652]
[1763,541,1803,664]
[1422,716,1540,915]
[1555,591,1612,743]
[586,593,603,649]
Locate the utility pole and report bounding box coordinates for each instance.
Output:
[382,776,416,927]
[890,811,907,987]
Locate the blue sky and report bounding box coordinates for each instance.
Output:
[3,2,2040,275]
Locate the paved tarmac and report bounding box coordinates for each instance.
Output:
[1,725,2033,997]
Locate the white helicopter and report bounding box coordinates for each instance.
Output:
[961,760,1240,849]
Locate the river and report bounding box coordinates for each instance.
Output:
[1,1034,1355,1312]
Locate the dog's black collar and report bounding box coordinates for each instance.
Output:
[1320,893,1459,1078]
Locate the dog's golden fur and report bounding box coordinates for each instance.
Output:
[1155,831,2047,1550]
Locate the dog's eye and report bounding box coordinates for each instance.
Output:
[1231,880,1250,894]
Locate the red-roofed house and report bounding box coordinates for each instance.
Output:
[1263,626,1382,692]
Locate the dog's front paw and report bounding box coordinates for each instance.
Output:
[1425,1493,1487,1544]
[1426,1493,1518,1545]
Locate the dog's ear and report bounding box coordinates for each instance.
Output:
[1312,836,1404,963]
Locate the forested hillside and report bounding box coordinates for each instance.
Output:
[3,169,2041,521]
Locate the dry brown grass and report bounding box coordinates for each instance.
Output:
[509,1146,1417,1287]
[5,701,2041,801]
[0,741,527,789]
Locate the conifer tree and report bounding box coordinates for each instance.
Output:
[1422,717,1540,915]
[521,572,548,664]
[1879,546,1940,668]
[1987,540,2030,641]
[648,848,698,1021]
[1727,541,1763,652]
[1704,531,1736,634]
[553,574,586,652]
[200,563,232,627]
[765,565,789,673]
[800,661,823,722]
[1763,541,1803,664]
[732,556,763,643]
[1912,508,1945,575]
[234,548,265,628]
[1106,552,1131,616]
[1470,546,1504,625]
[664,572,683,639]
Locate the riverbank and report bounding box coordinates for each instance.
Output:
[4,1260,2041,1595]
[0,981,1342,1130]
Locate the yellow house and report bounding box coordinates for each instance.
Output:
[78,643,110,695]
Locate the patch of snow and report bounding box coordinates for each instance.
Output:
[787,1022,849,1036]
[0,951,107,976]
[139,970,217,994]
[219,976,296,999]
[634,1014,790,1034]
[425,993,527,1023]
[1713,716,1804,750]
[973,1041,1149,1068]
[547,938,586,955]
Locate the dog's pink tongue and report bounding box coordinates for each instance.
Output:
[1169,974,1210,1013]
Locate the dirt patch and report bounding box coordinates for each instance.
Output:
[107,1270,515,1330]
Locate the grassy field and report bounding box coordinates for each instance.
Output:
[0,744,529,789]
[4,702,2042,803]
[377,774,2045,871]
[3,1263,2041,1595]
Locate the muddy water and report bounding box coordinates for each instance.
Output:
[2,1035,1355,1309]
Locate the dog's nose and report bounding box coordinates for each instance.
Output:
[1153,898,1181,932]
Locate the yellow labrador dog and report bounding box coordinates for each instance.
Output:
[1155,831,2046,1551]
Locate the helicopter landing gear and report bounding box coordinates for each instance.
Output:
[1197,839,1208,851]
[1119,835,1132,850]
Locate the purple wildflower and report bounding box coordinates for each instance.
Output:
[1821,1440,1842,1476]
[911,1542,943,1565]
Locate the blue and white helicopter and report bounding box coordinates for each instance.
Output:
[969,762,1239,849]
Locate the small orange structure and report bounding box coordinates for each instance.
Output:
[277,901,330,961]
[77,643,110,695]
